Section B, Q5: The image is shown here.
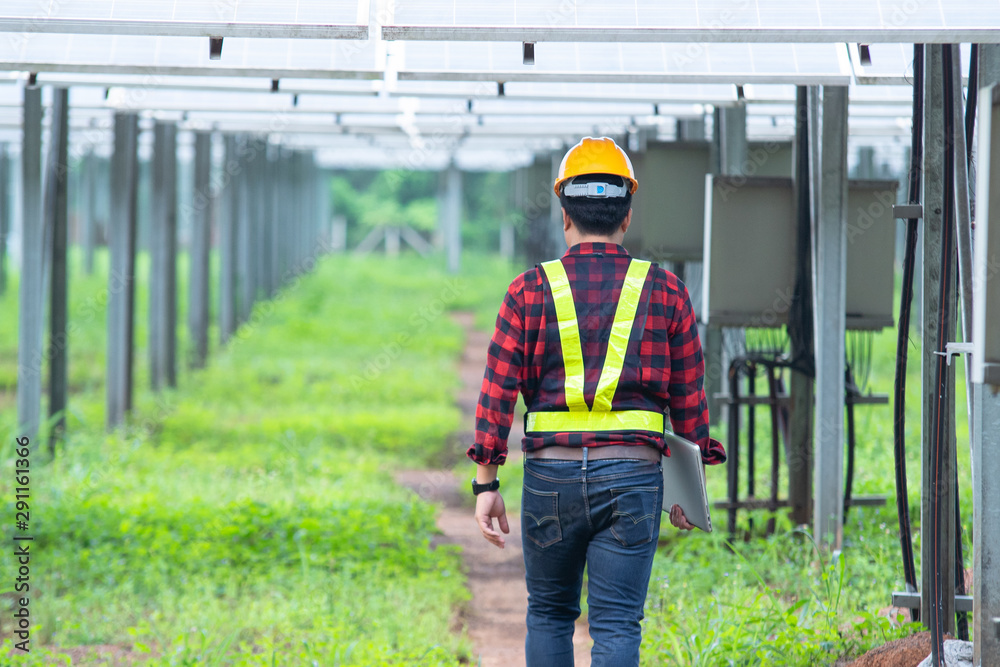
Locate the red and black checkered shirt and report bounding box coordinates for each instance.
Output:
[468,242,726,467]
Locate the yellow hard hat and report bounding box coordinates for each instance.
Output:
[553,136,638,196]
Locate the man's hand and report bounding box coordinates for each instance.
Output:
[669,504,695,531]
[475,491,510,548]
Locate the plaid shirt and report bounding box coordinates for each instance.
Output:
[468,242,726,467]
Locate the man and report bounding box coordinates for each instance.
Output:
[468,136,726,667]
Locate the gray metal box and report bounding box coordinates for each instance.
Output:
[702,175,897,329]
[630,141,792,262]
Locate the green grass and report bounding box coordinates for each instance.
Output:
[0,248,516,665]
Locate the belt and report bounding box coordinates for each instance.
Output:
[525,444,661,462]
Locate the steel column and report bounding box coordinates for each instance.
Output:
[16,86,43,440]
[270,147,282,287]
[252,138,266,301]
[788,85,815,526]
[81,150,96,275]
[812,86,849,549]
[921,44,957,635]
[261,143,275,297]
[709,104,750,429]
[236,135,253,323]
[150,121,178,390]
[444,162,462,274]
[46,87,70,450]
[219,134,237,343]
[549,151,566,258]
[106,113,139,429]
[719,104,748,175]
[0,144,8,295]
[972,44,1000,667]
[188,130,212,369]
[318,166,332,257]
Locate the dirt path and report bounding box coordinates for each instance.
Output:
[397,312,592,667]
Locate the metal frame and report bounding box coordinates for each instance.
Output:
[973,46,1000,667]
[0,18,367,40]
[0,62,382,80]
[16,85,42,440]
[45,87,70,448]
[382,26,1000,44]
[919,43,958,635]
[812,85,849,549]
[396,71,852,86]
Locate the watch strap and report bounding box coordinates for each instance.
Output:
[471,478,500,495]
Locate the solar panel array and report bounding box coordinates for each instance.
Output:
[0,0,984,166]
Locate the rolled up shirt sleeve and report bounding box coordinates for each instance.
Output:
[468,277,526,466]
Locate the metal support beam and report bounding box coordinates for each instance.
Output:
[812,85,849,549]
[106,112,139,429]
[219,134,237,344]
[788,85,815,526]
[270,146,283,288]
[252,138,266,301]
[16,86,43,441]
[719,104,748,175]
[150,121,178,390]
[973,44,1000,667]
[188,130,212,369]
[81,150,97,275]
[444,162,462,274]
[709,104,749,429]
[46,87,70,451]
[236,135,253,324]
[0,144,8,295]
[261,142,275,298]
[549,151,566,258]
[973,384,1000,666]
[921,44,957,635]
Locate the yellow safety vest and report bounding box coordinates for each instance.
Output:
[525,258,666,434]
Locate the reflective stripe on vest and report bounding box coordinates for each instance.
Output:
[525,257,664,434]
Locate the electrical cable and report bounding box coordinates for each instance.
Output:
[894,43,922,624]
[844,364,858,518]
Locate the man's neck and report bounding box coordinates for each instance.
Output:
[566,233,624,248]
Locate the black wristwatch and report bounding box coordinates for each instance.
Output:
[471,478,500,495]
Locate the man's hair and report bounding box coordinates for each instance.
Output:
[558,173,633,237]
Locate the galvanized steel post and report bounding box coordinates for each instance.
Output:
[16,85,43,440]
[188,130,212,368]
[812,85,849,550]
[46,87,70,450]
[106,112,140,429]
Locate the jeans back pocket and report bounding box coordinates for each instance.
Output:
[522,486,562,549]
[610,486,659,547]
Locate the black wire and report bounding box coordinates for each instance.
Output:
[893,43,922,625]
[966,45,979,168]
[844,365,857,518]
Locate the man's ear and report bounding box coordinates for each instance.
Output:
[562,208,573,232]
[621,208,633,234]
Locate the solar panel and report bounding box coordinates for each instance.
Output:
[0,0,368,38]
[0,33,379,77]
[384,0,1000,43]
[395,41,850,85]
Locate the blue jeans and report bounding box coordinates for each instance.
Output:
[521,453,663,667]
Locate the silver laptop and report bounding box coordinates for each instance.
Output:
[661,431,713,532]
